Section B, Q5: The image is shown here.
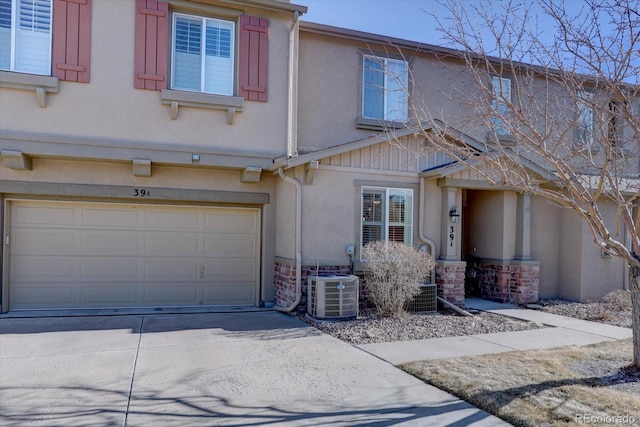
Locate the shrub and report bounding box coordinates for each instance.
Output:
[602,289,632,311]
[362,241,434,317]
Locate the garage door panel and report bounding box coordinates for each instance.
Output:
[13,230,75,253]
[204,235,256,257]
[12,257,76,279]
[203,285,253,305]
[205,259,256,281]
[12,286,75,308]
[145,234,200,254]
[81,259,141,278]
[13,205,76,226]
[80,287,139,304]
[146,210,201,230]
[144,286,200,305]
[82,232,140,253]
[204,212,257,232]
[8,201,260,310]
[144,259,200,279]
[83,208,141,227]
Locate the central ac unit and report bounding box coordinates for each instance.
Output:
[307,275,359,320]
[405,283,437,313]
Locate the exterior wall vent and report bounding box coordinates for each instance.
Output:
[307,275,359,319]
[405,283,437,313]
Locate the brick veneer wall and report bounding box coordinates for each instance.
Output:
[475,260,539,304]
[435,261,467,307]
[274,261,351,313]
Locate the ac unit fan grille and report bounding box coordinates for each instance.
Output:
[405,284,437,313]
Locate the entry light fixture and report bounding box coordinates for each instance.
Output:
[449,206,460,223]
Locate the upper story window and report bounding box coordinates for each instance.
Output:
[362,55,408,122]
[361,187,413,257]
[134,0,269,103]
[607,100,623,147]
[0,0,52,75]
[171,13,235,96]
[576,90,594,146]
[491,75,511,135]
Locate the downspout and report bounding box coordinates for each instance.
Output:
[419,176,437,282]
[286,11,300,158]
[276,167,302,312]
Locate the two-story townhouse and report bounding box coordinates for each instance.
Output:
[271,21,633,311]
[0,0,307,312]
[0,0,633,315]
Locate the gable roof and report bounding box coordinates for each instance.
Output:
[269,120,488,172]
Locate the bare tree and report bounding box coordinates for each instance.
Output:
[408,0,640,368]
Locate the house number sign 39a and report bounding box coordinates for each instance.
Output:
[133,188,151,197]
[449,225,455,247]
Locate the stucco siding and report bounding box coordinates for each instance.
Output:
[0,0,292,157]
[531,196,561,298]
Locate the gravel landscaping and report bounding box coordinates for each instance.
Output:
[301,308,547,345]
[537,290,633,329]
[302,290,634,345]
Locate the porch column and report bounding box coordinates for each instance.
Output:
[514,192,532,260]
[439,186,460,261]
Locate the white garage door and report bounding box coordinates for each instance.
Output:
[7,200,260,310]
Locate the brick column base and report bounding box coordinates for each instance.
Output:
[436,261,466,307]
[274,260,351,313]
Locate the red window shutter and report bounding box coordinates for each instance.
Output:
[238,15,269,102]
[133,0,168,90]
[52,0,92,83]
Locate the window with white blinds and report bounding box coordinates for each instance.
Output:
[0,0,52,75]
[171,13,234,96]
[361,187,413,257]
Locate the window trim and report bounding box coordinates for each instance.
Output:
[0,0,53,76]
[359,186,414,260]
[359,52,409,126]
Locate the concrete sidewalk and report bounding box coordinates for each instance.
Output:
[358,298,633,365]
[0,311,508,426]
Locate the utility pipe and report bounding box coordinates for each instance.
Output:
[286,11,300,158]
[276,167,302,313]
[419,176,437,282]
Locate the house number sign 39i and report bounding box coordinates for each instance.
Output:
[449,225,455,247]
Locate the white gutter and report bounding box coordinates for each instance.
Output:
[276,167,302,312]
[286,11,300,158]
[419,176,437,282]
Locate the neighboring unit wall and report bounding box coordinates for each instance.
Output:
[530,196,561,298]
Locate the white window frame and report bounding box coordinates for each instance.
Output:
[361,55,408,122]
[0,0,53,75]
[576,90,594,146]
[360,187,413,259]
[491,75,511,135]
[170,12,235,96]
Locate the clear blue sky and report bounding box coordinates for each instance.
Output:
[297,0,453,45]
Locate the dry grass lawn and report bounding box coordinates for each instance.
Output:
[401,339,639,426]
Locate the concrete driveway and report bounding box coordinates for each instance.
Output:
[0,311,507,426]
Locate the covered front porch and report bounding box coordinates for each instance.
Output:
[425,170,540,308]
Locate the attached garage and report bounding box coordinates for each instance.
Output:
[5,200,261,311]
